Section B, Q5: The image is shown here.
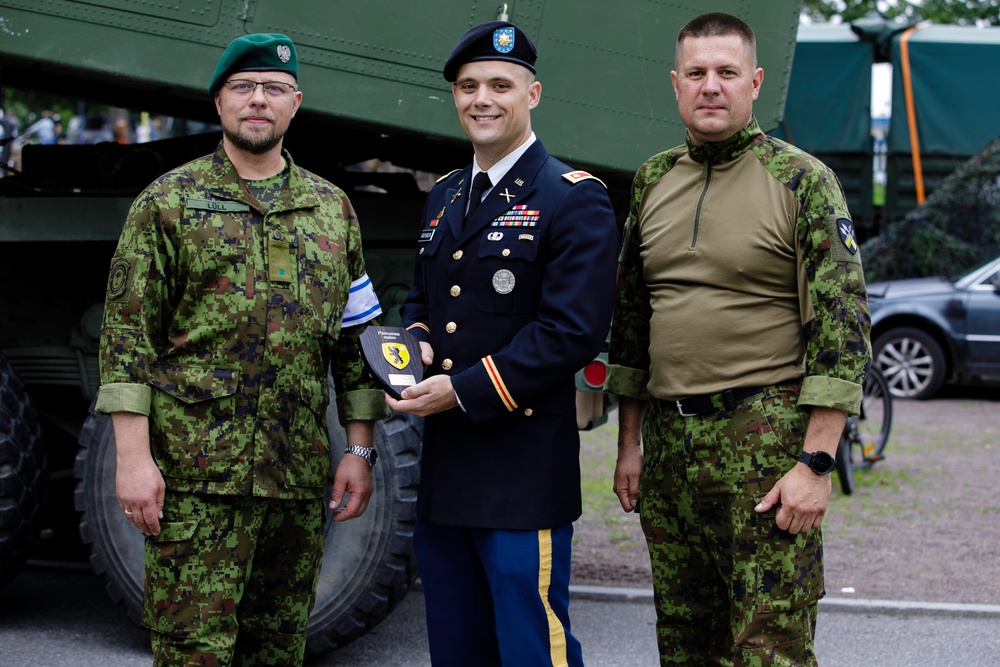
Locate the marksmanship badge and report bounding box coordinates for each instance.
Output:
[359,327,424,399]
[493,27,515,53]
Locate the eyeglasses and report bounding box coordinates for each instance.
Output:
[223,79,298,97]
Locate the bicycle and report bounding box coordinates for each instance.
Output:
[835,366,893,495]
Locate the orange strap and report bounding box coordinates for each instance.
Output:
[899,25,925,205]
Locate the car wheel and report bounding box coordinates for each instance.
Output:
[873,327,946,399]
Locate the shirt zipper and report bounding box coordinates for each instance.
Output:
[692,159,712,248]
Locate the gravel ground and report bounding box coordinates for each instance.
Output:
[570,386,1000,605]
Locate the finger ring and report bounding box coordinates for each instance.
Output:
[124,510,133,516]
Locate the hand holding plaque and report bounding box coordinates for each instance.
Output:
[359,326,425,400]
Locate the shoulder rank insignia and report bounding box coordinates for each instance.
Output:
[562,170,607,188]
[435,169,462,184]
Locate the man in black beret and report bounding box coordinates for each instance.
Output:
[389,20,619,667]
[100,32,387,665]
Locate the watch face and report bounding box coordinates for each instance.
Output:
[811,451,835,474]
[369,448,379,466]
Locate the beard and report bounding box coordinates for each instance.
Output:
[222,119,285,155]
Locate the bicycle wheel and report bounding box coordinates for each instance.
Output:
[835,432,855,495]
[852,367,893,470]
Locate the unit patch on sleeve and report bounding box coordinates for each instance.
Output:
[838,218,858,254]
[106,257,132,301]
[828,216,863,264]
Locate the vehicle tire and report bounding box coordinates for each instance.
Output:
[73,385,422,655]
[0,352,47,590]
[835,433,855,495]
[873,327,946,399]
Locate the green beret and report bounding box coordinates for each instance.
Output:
[208,33,298,94]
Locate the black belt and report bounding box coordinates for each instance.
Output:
[674,386,765,417]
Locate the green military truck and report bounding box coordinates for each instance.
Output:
[776,19,1000,241]
[0,0,801,654]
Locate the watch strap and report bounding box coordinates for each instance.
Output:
[798,450,835,475]
[345,444,378,467]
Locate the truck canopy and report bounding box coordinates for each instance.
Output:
[0,0,801,176]
[775,19,1000,235]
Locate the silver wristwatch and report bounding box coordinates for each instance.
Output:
[344,444,378,468]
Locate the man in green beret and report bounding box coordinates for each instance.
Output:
[97,33,388,665]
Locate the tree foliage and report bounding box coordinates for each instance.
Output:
[802,0,1000,26]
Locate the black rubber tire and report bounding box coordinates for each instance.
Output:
[0,352,47,590]
[852,367,893,470]
[874,326,947,399]
[73,386,422,656]
[834,433,855,496]
[72,404,145,622]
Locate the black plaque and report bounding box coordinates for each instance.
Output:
[359,326,424,400]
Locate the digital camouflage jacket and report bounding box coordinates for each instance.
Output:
[606,118,871,414]
[97,143,387,498]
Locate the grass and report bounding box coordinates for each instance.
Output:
[577,420,648,553]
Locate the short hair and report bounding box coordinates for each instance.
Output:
[675,12,757,69]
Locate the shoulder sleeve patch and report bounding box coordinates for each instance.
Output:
[828,216,863,265]
[435,169,462,184]
[562,170,607,188]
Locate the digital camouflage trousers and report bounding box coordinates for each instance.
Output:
[638,384,823,667]
[144,490,325,666]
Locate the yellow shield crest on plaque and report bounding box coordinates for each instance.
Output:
[382,343,410,370]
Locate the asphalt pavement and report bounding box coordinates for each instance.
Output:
[1,563,998,666]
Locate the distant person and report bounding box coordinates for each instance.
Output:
[0,108,16,170]
[388,20,619,667]
[607,12,870,665]
[79,115,115,144]
[22,110,57,145]
[97,33,387,665]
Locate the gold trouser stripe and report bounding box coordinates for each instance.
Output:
[537,529,568,667]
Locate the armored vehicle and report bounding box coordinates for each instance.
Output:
[0,0,801,653]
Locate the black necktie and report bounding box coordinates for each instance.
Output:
[466,171,492,222]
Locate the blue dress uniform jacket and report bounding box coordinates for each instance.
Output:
[401,140,618,531]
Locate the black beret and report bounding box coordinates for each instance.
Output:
[208,33,298,94]
[443,21,537,82]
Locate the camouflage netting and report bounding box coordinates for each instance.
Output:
[862,135,1000,282]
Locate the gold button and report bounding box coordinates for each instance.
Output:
[419,247,425,255]
[524,408,533,417]
[452,250,463,260]
[445,322,457,334]
[450,285,461,297]
[502,248,511,257]
[441,359,453,370]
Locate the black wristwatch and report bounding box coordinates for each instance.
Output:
[798,450,836,475]
[345,445,378,468]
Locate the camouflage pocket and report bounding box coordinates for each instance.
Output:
[753,389,808,466]
[750,493,824,614]
[149,364,239,480]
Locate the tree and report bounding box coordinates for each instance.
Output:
[802,0,1000,26]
